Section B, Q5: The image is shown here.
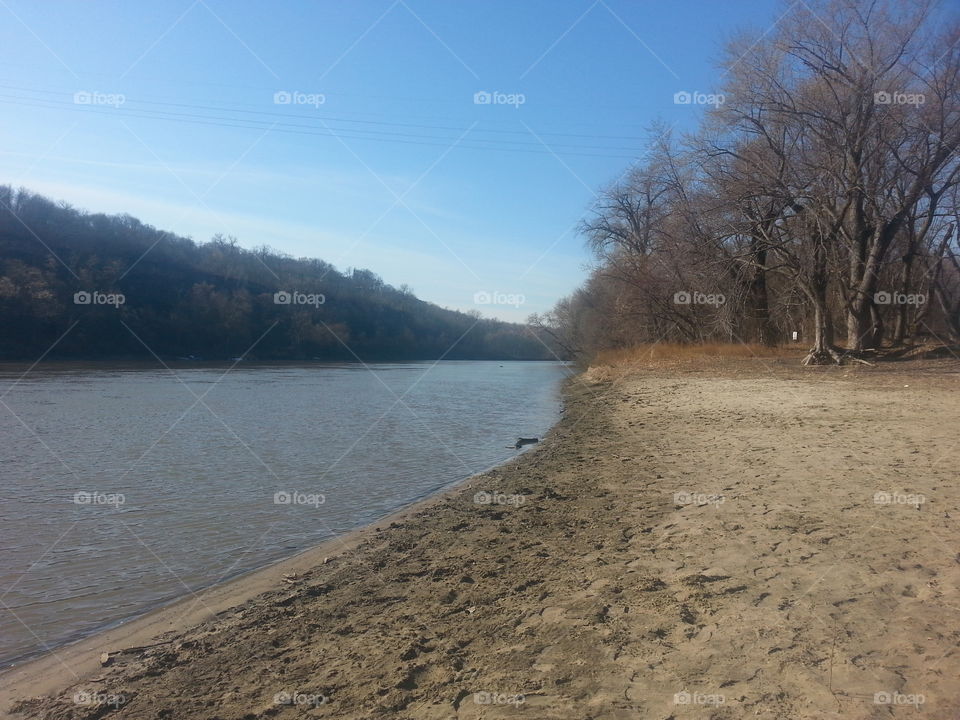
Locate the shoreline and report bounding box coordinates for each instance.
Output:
[7,361,960,719]
[0,425,552,709]
[0,359,568,372]
[0,444,540,672]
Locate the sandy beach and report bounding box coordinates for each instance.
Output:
[4,358,959,719]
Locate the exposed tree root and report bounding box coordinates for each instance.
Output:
[802,345,876,366]
[802,345,844,365]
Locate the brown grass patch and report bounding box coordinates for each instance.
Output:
[592,343,802,368]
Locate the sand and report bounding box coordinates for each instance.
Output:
[3,358,959,719]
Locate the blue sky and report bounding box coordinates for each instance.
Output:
[0,0,780,321]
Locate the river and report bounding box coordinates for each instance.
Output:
[0,360,567,666]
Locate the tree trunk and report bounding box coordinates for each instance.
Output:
[804,296,837,362]
[803,241,841,365]
[749,243,774,345]
[891,249,915,345]
[869,302,884,349]
[846,298,869,352]
[846,229,868,352]
[847,221,903,353]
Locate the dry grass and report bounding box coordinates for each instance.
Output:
[580,343,806,383]
[581,365,620,384]
[579,343,960,384]
[593,342,800,366]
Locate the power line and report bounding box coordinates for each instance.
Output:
[0,93,648,159]
[0,83,650,142]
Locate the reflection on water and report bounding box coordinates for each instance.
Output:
[0,361,567,666]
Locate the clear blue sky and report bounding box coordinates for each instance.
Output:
[0,0,780,321]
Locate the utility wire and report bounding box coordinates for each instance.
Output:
[1,93,647,159]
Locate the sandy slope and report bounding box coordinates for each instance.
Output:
[6,360,959,719]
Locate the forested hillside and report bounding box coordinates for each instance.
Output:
[537,0,960,365]
[0,186,557,362]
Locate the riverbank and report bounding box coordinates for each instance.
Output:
[6,358,960,719]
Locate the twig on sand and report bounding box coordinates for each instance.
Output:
[829,628,843,712]
[104,638,176,658]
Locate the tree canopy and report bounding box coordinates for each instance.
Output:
[540,0,960,365]
[0,186,560,362]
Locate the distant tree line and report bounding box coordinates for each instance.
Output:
[536,0,960,364]
[0,187,560,362]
